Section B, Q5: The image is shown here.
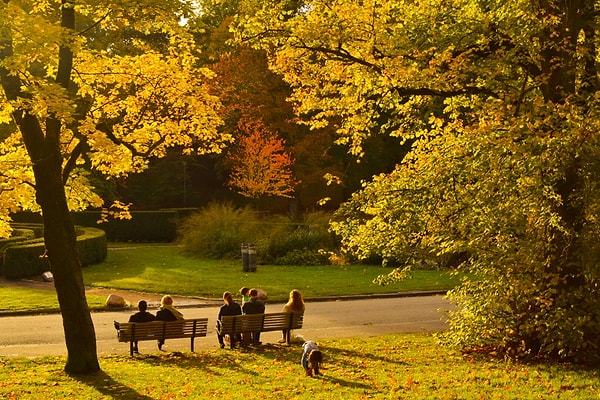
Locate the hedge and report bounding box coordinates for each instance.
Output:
[1,225,107,279]
[12,209,195,242]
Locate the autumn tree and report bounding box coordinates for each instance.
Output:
[191,0,368,212]
[227,117,298,202]
[0,0,227,373]
[234,0,600,363]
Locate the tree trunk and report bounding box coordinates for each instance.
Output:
[34,153,101,374]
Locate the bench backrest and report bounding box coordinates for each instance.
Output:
[219,312,303,335]
[117,318,208,342]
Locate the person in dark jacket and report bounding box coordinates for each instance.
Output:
[155,295,183,350]
[242,288,265,345]
[216,291,243,348]
[128,300,156,354]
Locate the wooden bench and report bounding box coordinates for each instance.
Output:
[216,312,303,348]
[115,318,208,356]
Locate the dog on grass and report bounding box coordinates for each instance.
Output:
[301,340,323,377]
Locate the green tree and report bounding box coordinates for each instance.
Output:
[234,0,600,363]
[0,0,227,373]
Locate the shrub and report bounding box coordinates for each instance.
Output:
[257,212,339,265]
[177,203,263,259]
[13,210,186,242]
[1,225,107,278]
[178,206,340,265]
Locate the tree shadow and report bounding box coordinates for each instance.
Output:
[135,349,262,377]
[317,373,374,390]
[72,370,154,400]
[322,344,408,365]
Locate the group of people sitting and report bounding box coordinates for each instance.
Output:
[124,294,184,353]
[217,287,305,349]
[122,288,305,353]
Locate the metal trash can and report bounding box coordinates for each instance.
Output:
[241,243,249,272]
[247,243,257,272]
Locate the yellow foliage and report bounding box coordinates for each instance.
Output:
[0,0,229,238]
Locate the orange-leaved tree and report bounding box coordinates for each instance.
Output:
[227,117,298,203]
[0,0,228,373]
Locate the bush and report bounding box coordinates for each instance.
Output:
[177,203,263,259]
[257,212,338,265]
[178,205,340,265]
[1,225,107,279]
[12,210,187,242]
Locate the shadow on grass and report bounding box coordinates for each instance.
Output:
[135,350,263,378]
[131,344,390,391]
[318,373,374,390]
[73,370,153,400]
[323,344,407,365]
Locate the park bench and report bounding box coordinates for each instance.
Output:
[216,312,303,348]
[114,318,209,356]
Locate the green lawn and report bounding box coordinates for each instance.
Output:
[0,287,108,313]
[0,334,596,399]
[0,244,459,313]
[84,244,459,302]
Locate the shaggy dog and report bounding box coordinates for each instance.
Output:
[301,340,323,377]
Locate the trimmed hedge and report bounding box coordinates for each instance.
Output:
[1,225,107,279]
[12,210,193,242]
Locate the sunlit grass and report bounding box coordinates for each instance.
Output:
[83,244,460,302]
[0,334,596,399]
[0,287,107,313]
[1,244,459,313]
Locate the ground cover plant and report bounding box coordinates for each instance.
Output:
[0,334,596,399]
[83,244,461,302]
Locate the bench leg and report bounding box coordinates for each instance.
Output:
[130,341,134,356]
[191,337,195,352]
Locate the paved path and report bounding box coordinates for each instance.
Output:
[0,295,451,357]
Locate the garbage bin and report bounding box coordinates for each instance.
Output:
[241,243,249,272]
[248,243,257,272]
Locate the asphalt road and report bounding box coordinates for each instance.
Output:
[0,295,451,357]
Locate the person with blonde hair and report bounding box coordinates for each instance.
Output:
[279,289,305,343]
[155,295,184,350]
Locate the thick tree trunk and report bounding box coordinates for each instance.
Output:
[34,154,101,374]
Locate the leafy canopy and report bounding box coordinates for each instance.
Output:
[234,0,600,363]
[0,0,230,236]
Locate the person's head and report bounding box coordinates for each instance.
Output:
[161,295,173,307]
[287,289,304,310]
[223,291,233,306]
[249,288,258,297]
[289,289,303,303]
[239,287,250,296]
[137,300,148,312]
